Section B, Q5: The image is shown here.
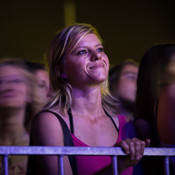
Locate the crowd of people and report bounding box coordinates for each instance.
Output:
[0,23,175,175]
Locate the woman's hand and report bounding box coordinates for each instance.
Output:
[116,138,150,173]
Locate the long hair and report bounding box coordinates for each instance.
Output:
[135,44,175,122]
[46,23,120,112]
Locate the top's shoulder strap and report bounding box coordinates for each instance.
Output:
[103,109,119,132]
[40,110,73,146]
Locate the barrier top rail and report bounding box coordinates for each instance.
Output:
[0,146,175,156]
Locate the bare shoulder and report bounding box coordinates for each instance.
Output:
[31,108,65,146]
[33,109,62,129]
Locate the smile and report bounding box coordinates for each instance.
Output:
[89,63,104,69]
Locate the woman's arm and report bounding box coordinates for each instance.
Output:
[31,112,73,175]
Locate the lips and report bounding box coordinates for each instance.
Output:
[0,92,17,98]
[89,63,104,69]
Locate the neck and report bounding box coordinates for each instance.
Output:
[0,108,28,145]
[71,86,104,118]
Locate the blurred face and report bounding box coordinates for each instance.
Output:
[63,33,109,88]
[0,65,30,108]
[35,69,50,102]
[113,64,138,103]
[165,54,175,81]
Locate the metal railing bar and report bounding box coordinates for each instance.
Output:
[2,154,8,175]
[112,155,118,175]
[164,156,170,175]
[1,146,175,175]
[59,155,64,175]
[0,146,175,156]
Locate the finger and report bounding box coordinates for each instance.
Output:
[135,140,143,160]
[145,139,151,147]
[120,140,130,154]
[128,140,135,160]
[140,141,146,157]
[132,138,144,160]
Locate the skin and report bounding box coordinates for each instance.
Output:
[156,54,175,145]
[31,33,150,175]
[157,83,175,144]
[35,69,50,103]
[113,65,138,103]
[112,64,138,121]
[0,66,30,108]
[157,54,175,146]
[0,65,30,175]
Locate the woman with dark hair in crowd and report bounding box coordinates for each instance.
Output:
[134,44,175,174]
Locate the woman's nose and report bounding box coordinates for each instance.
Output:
[90,51,101,61]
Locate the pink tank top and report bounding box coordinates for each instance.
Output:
[71,115,133,175]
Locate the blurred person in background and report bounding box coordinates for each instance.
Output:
[109,60,143,175]
[154,44,175,174]
[134,44,175,175]
[25,60,50,104]
[0,58,44,175]
[109,59,139,122]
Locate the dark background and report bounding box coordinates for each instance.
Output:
[1,1,175,66]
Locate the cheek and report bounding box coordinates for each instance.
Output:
[65,60,85,78]
[116,86,127,97]
[114,80,131,96]
[118,83,136,100]
[104,56,109,68]
[106,61,109,73]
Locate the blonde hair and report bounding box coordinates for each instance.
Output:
[46,23,120,112]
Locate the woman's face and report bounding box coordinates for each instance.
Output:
[35,69,50,102]
[0,65,30,108]
[63,33,109,88]
[113,64,138,103]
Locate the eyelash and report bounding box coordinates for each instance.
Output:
[97,47,104,52]
[77,47,104,55]
[77,50,87,55]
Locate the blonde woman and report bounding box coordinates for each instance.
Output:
[29,23,150,175]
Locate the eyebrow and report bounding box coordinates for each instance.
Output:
[74,43,103,49]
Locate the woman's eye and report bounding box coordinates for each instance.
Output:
[125,74,137,80]
[10,78,25,84]
[38,83,46,88]
[77,50,87,55]
[97,47,104,52]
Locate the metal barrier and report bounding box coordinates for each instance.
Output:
[0,146,175,175]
